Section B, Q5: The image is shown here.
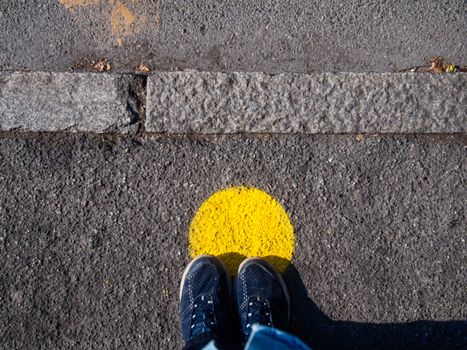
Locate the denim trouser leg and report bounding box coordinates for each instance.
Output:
[183,333,213,350]
[244,325,311,350]
[201,324,311,350]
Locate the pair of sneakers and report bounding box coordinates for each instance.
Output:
[179,255,290,348]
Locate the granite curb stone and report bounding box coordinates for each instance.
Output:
[146,72,466,134]
[1,71,465,134]
[0,72,141,133]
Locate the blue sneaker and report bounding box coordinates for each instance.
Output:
[235,257,291,343]
[179,255,232,348]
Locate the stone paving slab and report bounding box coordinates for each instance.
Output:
[146,72,467,134]
[0,133,465,349]
[0,72,141,133]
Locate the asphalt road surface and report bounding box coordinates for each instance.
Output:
[1,133,465,349]
[0,0,465,73]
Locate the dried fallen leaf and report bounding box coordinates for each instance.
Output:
[135,64,151,73]
[428,57,445,74]
[356,134,364,142]
[445,64,456,73]
[427,57,459,74]
[91,58,112,72]
[400,57,462,74]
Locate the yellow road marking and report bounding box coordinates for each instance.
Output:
[189,187,295,275]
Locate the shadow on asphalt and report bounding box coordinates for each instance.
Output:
[284,264,467,350]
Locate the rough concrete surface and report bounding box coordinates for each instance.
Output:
[0,133,465,349]
[0,1,465,73]
[147,72,467,134]
[0,72,142,133]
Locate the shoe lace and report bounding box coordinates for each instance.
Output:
[190,295,217,338]
[245,296,273,336]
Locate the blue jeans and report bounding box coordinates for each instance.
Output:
[202,324,311,350]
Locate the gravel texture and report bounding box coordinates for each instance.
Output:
[0,133,465,349]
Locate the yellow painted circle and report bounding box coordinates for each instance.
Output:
[189,187,294,275]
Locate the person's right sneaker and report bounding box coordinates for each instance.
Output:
[235,257,291,343]
[179,255,232,349]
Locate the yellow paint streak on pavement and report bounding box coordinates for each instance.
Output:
[59,0,101,9]
[111,2,136,36]
[189,187,295,275]
[60,0,150,46]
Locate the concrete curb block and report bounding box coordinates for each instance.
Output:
[1,71,465,134]
[0,72,141,133]
[146,72,466,134]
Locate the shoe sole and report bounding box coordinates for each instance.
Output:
[237,257,291,326]
[179,254,232,301]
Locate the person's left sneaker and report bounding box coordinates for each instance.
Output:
[179,255,232,348]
